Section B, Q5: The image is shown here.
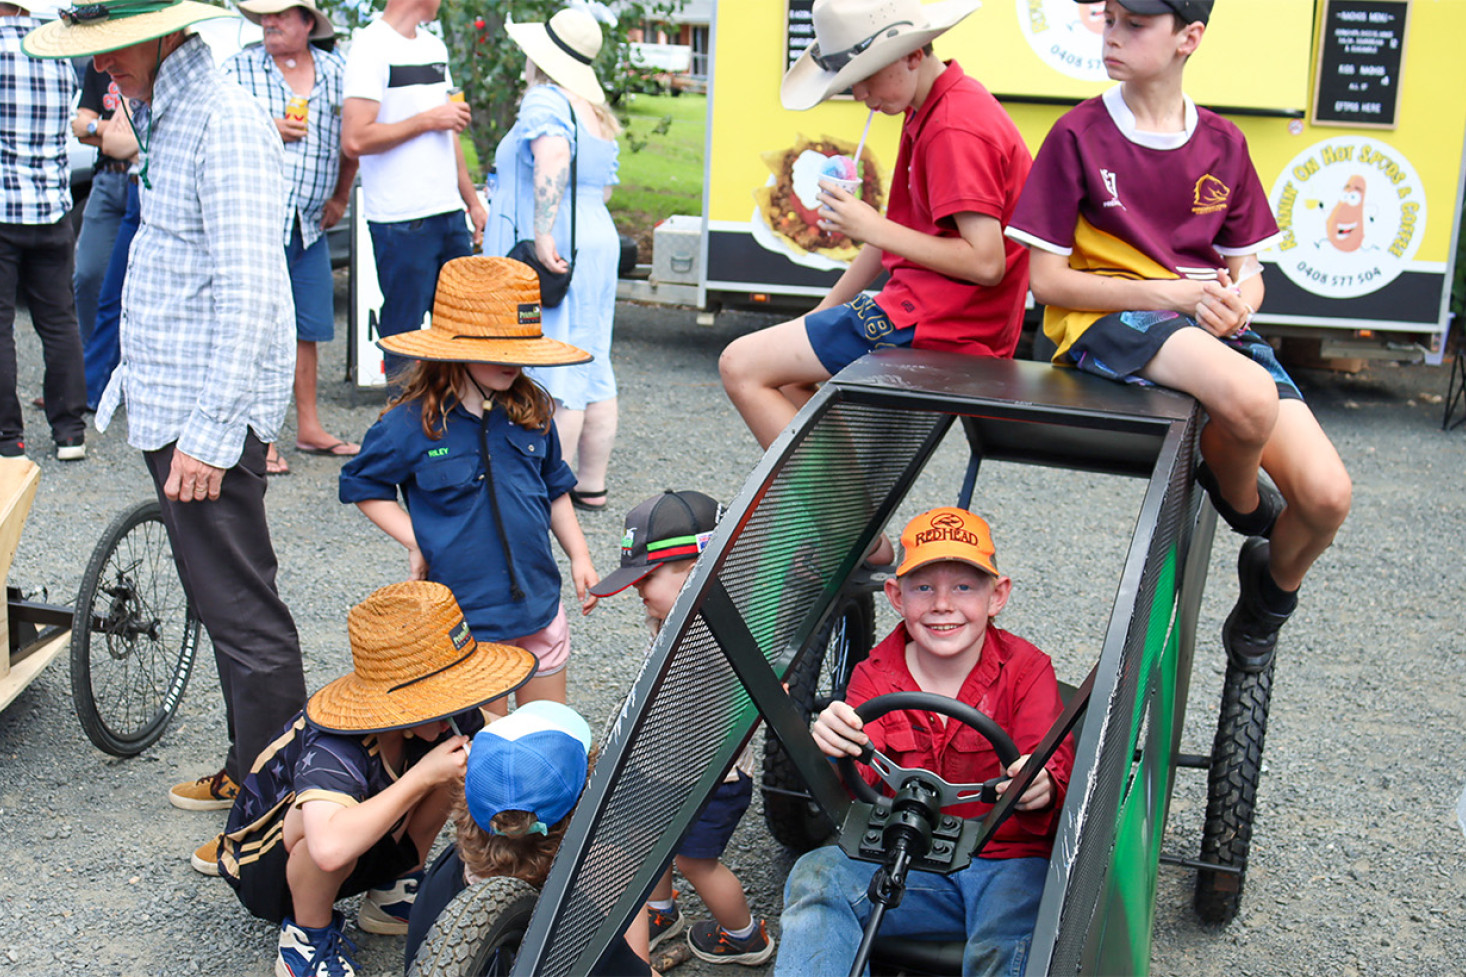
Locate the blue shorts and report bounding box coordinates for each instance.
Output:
[804,294,916,376]
[1066,310,1302,402]
[678,772,753,860]
[286,221,335,343]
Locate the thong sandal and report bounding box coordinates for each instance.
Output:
[295,439,360,458]
[265,446,291,476]
[570,488,608,512]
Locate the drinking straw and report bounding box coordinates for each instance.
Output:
[854,108,875,174]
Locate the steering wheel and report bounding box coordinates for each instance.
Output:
[836,691,1020,809]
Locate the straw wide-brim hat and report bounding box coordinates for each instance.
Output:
[22,0,236,60]
[781,0,982,111]
[306,581,538,735]
[506,7,606,106]
[236,0,335,41]
[377,256,592,367]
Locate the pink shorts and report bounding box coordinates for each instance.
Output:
[500,604,570,676]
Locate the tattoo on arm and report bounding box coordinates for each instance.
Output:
[533,164,569,237]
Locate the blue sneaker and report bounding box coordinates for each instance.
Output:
[357,869,421,935]
[276,911,358,977]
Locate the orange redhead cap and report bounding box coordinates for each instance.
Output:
[895,507,999,578]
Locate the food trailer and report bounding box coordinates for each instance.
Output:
[673,0,1465,363]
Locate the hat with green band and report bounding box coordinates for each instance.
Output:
[22,0,235,60]
[589,490,723,597]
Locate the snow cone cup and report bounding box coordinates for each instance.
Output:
[819,154,860,199]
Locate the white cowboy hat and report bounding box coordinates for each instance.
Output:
[506,6,606,106]
[781,0,981,111]
[236,0,334,42]
[22,0,235,59]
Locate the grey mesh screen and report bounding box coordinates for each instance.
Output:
[529,400,948,977]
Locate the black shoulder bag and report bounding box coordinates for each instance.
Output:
[507,89,577,308]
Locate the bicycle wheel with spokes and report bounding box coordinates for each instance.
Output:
[70,500,202,757]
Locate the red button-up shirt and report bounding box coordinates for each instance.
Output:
[846,623,1074,859]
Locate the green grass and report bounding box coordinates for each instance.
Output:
[610,93,706,241]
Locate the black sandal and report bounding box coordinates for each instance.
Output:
[570,488,608,512]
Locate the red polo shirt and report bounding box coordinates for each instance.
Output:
[875,61,1033,359]
[845,622,1073,860]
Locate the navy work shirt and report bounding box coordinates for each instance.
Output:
[340,400,575,640]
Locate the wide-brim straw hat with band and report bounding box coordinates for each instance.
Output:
[505,6,606,106]
[780,0,982,111]
[377,256,592,368]
[22,0,236,60]
[236,0,335,42]
[306,581,538,735]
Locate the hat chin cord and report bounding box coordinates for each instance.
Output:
[467,373,526,603]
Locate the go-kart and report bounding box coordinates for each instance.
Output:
[411,350,1276,975]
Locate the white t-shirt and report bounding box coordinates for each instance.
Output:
[342,18,463,222]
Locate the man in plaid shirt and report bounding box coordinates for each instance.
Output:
[225,0,360,473]
[0,0,89,460]
[24,0,308,870]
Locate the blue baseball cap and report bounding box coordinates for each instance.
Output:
[465,701,592,833]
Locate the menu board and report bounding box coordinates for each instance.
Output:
[785,0,814,72]
[1312,0,1409,129]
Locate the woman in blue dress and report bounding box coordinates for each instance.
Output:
[487,7,622,513]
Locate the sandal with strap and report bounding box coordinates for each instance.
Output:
[570,488,608,512]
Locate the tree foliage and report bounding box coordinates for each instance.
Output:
[316,0,684,179]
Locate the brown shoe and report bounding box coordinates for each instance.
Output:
[169,769,239,811]
[191,835,222,877]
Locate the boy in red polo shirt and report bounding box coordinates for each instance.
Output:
[720,0,1032,449]
[774,507,1073,976]
[1005,0,1350,674]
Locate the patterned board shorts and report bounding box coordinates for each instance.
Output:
[1065,310,1302,402]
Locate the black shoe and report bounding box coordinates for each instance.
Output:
[1197,462,1282,539]
[55,436,85,462]
[1223,537,1292,673]
[0,438,24,458]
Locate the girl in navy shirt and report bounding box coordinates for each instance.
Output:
[341,257,600,711]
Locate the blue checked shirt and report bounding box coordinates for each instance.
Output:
[223,44,346,249]
[95,36,295,470]
[0,16,74,225]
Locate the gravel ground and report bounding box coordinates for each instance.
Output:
[0,282,1463,976]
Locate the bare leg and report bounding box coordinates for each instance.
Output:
[720,317,831,450]
[573,397,618,495]
[1258,400,1351,590]
[514,670,568,708]
[282,806,353,929]
[294,340,358,453]
[402,780,453,867]
[1139,328,1278,513]
[650,865,675,903]
[676,855,752,932]
[554,404,586,471]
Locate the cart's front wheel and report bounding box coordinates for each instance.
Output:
[1194,655,1274,926]
[408,875,539,977]
[762,591,875,852]
[70,500,201,757]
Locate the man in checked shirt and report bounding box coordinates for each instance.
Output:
[0,0,89,461]
[24,0,308,872]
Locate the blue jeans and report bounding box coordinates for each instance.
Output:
[775,846,1047,977]
[72,167,129,345]
[85,178,139,410]
[367,210,471,382]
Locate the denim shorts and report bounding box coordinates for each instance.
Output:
[804,294,916,375]
[678,772,753,860]
[286,223,335,343]
[1067,310,1302,402]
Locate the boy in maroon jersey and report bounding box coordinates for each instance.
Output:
[1006,0,1350,673]
[720,0,1032,451]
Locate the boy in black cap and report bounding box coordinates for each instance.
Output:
[1007,0,1350,676]
[590,491,774,966]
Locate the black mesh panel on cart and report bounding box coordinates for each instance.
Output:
[525,399,947,977]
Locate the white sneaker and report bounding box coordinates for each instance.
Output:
[356,869,421,935]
